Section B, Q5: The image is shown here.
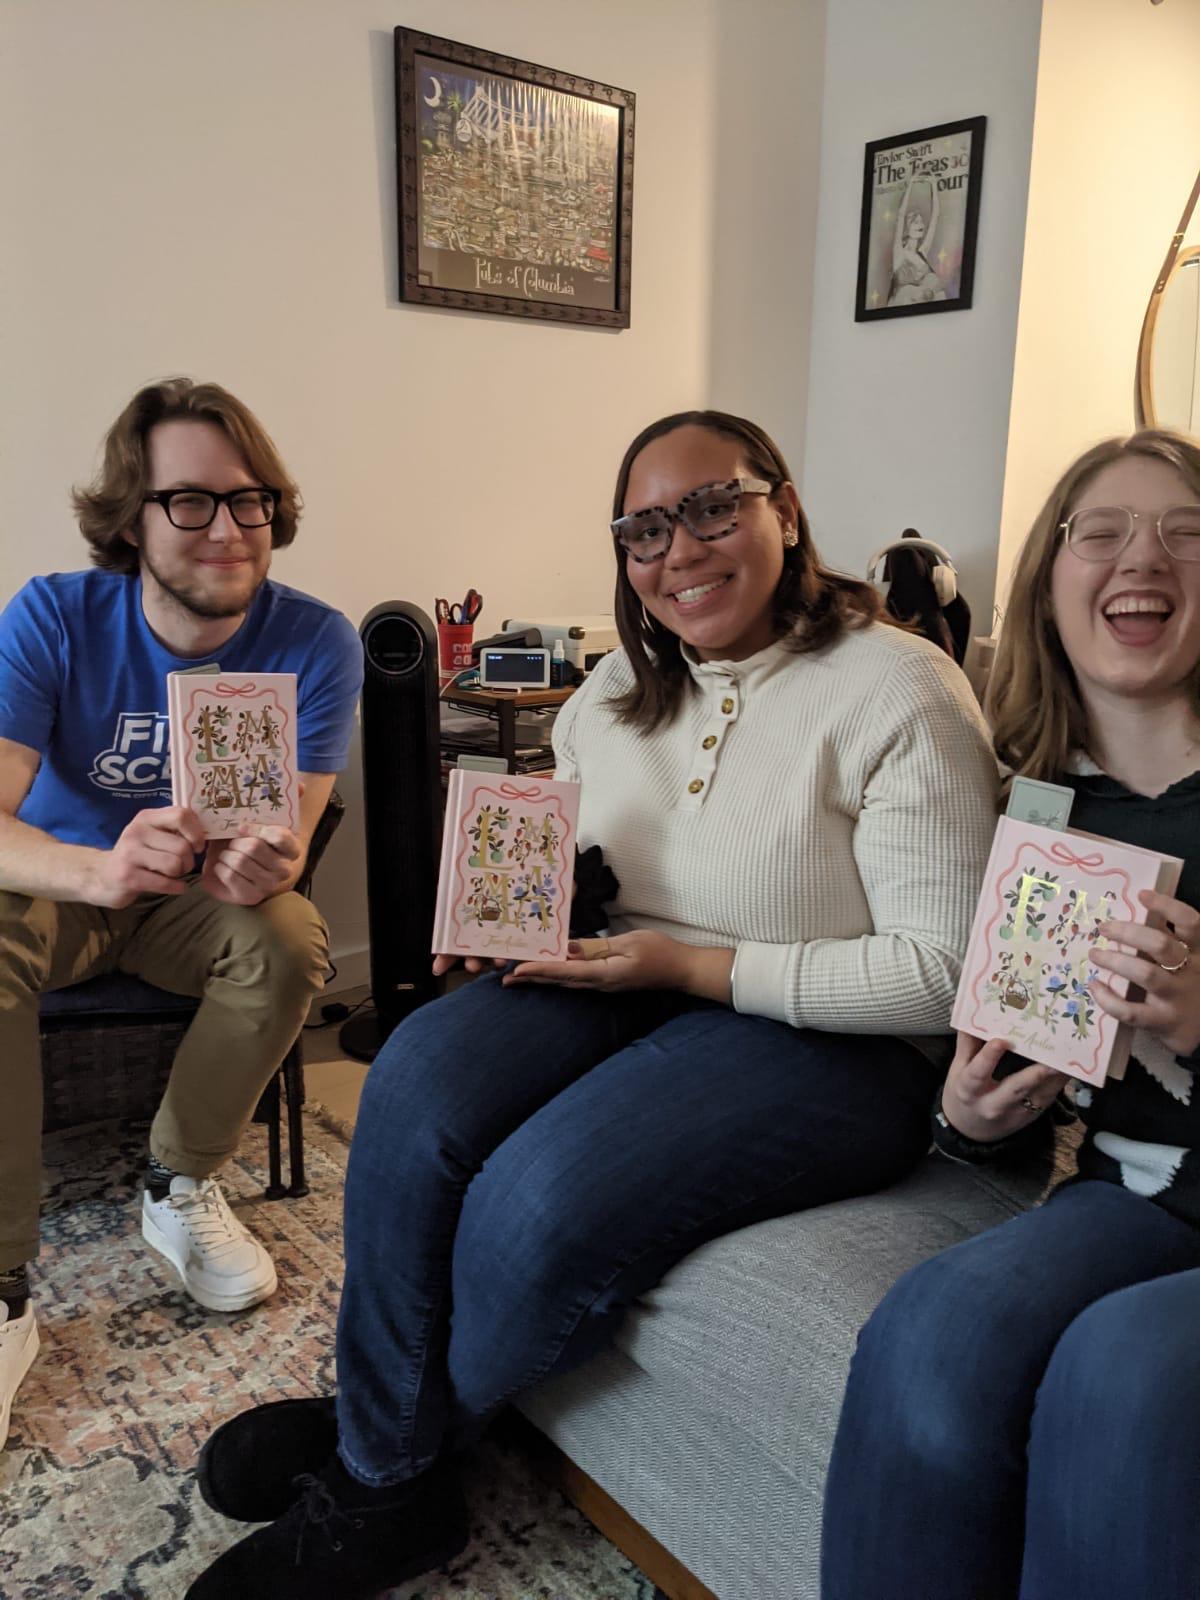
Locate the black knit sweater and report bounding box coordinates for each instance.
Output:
[1064,763,1200,1226]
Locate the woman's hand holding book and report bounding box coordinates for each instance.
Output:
[1090,889,1200,1058]
[941,1034,1070,1144]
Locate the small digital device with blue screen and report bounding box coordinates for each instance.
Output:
[478,647,552,691]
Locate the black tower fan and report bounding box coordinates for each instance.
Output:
[339,601,443,1061]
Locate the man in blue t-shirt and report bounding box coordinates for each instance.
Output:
[0,379,363,1449]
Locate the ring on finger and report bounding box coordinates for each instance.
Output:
[1019,1094,1041,1114]
[1158,944,1191,974]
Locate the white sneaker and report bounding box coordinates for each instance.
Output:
[142,1177,277,1313]
[0,1300,38,1451]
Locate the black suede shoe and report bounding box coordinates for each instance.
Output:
[184,1457,469,1598]
[198,1395,339,1522]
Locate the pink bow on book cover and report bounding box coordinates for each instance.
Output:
[432,771,580,960]
[167,671,301,839]
[952,815,1183,1086]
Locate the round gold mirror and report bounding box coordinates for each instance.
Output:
[1136,170,1200,432]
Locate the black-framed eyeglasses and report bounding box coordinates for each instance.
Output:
[143,487,279,531]
[611,477,774,564]
[1059,504,1200,563]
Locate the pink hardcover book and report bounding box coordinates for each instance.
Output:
[432,770,580,961]
[952,815,1183,1086]
[167,671,301,838]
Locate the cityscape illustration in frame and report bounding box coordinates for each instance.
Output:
[395,28,635,328]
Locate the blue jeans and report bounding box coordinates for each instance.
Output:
[822,1179,1200,1600]
[335,974,936,1485]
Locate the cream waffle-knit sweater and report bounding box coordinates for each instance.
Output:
[551,623,999,1035]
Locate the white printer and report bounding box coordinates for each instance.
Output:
[501,615,619,676]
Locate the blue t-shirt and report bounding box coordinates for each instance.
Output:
[0,570,363,849]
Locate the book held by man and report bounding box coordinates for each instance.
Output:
[432,770,580,960]
[167,671,301,838]
[952,815,1184,1086]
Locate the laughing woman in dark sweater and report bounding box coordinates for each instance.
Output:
[822,429,1200,1600]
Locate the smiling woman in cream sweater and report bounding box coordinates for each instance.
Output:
[187,410,998,1600]
[553,615,990,1040]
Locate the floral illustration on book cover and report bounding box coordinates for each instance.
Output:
[175,680,299,837]
[954,825,1141,1080]
[439,777,578,959]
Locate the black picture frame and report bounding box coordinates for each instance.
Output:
[395,28,635,328]
[854,115,986,322]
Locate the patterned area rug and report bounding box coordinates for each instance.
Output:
[1,1115,659,1600]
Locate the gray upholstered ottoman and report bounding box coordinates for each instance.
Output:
[520,1152,1049,1600]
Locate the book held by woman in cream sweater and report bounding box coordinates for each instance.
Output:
[432,770,579,960]
[167,670,301,838]
[952,814,1183,1085]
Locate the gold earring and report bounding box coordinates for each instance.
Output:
[783,527,799,548]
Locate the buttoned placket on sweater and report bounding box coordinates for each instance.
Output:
[676,653,746,811]
[551,624,1001,1044]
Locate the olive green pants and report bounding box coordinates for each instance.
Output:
[0,879,329,1269]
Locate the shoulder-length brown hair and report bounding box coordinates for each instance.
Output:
[610,410,886,730]
[987,428,1200,780]
[72,378,302,575]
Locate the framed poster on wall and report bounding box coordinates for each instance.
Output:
[855,115,986,322]
[395,28,636,328]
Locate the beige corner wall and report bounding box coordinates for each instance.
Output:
[801,0,1044,624]
[0,0,824,975]
[996,0,1200,609]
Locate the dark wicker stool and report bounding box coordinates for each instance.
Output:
[40,977,307,1198]
[37,791,345,1200]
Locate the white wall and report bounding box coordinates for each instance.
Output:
[0,0,824,975]
[996,0,1200,607]
[801,0,1043,621]
[706,0,825,473]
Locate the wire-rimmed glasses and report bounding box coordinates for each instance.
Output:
[1059,504,1200,563]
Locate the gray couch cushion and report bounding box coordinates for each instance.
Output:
[522,1151,1044,1600]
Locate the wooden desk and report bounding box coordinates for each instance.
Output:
[443,685,575,770]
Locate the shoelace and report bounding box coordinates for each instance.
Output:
[164,1181,247,1259]
[290,1474,367,1565]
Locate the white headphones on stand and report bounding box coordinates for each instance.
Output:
[865,536,959,608]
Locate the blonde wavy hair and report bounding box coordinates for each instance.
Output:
[987,429,1200,780]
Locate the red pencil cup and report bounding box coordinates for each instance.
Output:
[437,622,474,689]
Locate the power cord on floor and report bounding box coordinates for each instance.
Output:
[303,959,375,1030]
[305,993,373,1029]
